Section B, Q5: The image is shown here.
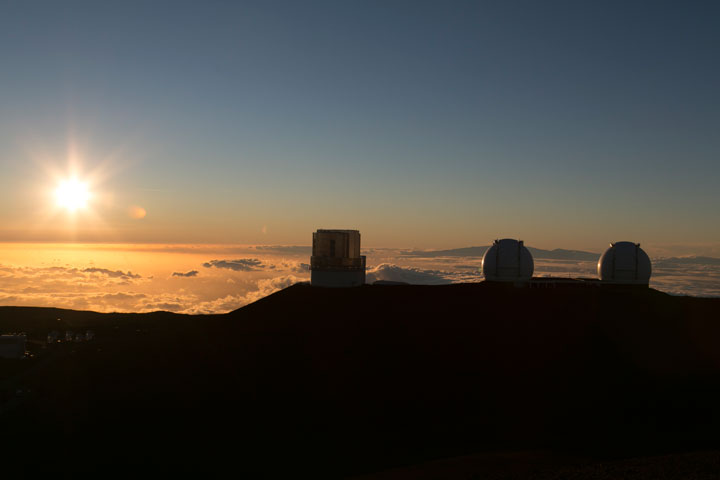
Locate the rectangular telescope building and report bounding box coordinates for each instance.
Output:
[310,229,366,287]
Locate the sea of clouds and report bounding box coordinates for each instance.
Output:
[0,244,718,314]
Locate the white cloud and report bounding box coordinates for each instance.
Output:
[366,264,454,285]
[184,275,304,314]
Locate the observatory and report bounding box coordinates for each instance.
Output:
[481,239,534,283]
[310,229,366,287]
[598,241,652,285]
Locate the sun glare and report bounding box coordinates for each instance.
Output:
[55,178,91,211]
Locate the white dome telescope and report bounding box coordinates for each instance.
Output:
[482,239,534,282]
[597,241,652,285]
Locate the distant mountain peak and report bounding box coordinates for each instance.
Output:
[401,246,599,261]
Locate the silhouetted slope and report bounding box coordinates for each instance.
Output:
[1,285,720,477]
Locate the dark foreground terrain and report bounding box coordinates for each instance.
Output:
[1,283,720,477]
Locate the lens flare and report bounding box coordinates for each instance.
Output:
[128,205,147,219]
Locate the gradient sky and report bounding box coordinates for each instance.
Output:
[1,0,718,252]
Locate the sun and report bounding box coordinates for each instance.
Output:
[54,178,91,211]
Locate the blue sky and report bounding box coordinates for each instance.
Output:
[0,0,718,251]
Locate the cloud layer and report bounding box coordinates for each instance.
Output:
[0,245,718,315]
[366,264,455,285]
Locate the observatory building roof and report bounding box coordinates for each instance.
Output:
[316,229,360,234]
[311,229,366,287]
[598,241,652,285]
[481,238,534,282]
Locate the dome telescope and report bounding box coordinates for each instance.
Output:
[481,239,534,282]
[597,241,652,285]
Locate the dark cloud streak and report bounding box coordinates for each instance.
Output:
[82,267,141,279]
[172,270,199,277]
[203,258,265,271]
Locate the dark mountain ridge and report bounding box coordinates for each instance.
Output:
[655,255,720,266]
[1,284,720,477]
[401,247,720,267]
[401,246,600,261]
